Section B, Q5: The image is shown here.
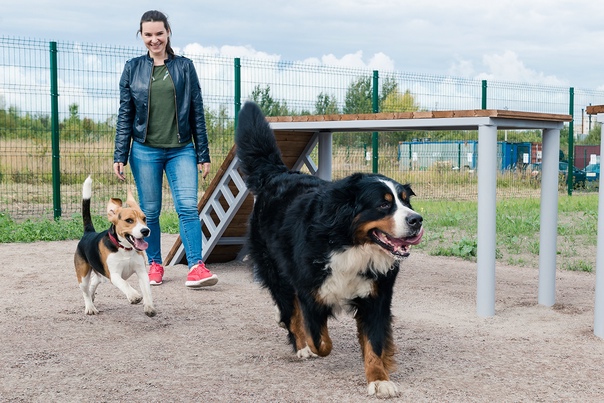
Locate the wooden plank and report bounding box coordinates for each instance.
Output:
[493,110,572,121]
[432,111,455,118]
[268,110,572,123]
[452,110,478,117]
[412,111,434,119]
[586,105,604,115]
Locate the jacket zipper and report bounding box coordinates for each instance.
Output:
[165,63,181,142]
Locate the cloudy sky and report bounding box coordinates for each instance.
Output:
[3,0,604,89]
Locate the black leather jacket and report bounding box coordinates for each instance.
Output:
[114,53,210,164]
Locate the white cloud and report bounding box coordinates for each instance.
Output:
[449,50,567,86]
[180,43,281,61]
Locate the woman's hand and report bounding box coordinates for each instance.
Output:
[198,162,211,179]
[113,162,126,181]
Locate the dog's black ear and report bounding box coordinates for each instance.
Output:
[324,179,360,226]
[403,184,416,197]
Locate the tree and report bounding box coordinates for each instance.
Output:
[250,85,291,116]
[343,76,401,115]
[205,105,235,154]
[315,92,339,115]
[578,122,601,145]
[381,89,420,113]
[343,76,372,114]
[68,103,79,121]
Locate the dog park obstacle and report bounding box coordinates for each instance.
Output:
[167,110,584,323]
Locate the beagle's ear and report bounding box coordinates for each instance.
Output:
[126,187,140,210]
[107,198,123,223]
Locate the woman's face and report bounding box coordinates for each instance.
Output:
[141,21,169,59]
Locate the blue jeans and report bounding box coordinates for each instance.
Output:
[129,141,202,267]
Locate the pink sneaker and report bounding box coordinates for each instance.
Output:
[185,261,218,288]
[148,262,164,285]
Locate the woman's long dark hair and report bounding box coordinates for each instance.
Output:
[138,10,175,57]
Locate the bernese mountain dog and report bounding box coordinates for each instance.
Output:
[235,101,424,398]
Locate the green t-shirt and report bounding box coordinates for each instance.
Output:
[146,65,181,148]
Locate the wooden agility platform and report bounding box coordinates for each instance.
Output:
[165,109,571,266]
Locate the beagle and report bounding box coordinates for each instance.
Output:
[74,176,156,317]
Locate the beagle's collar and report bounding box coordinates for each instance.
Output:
[108,226,132,251]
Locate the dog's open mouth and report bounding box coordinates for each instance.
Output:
[370,227,424,257]
[126,234,149,251]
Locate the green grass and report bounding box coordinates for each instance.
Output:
[0,211,180,243]
[414,194,599,269]
[0,194,599,271]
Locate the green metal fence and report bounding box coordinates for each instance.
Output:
[2,36,604,221]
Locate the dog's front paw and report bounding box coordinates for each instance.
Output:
[144,305,157,317]
[128,293,143,304]
[296,346,318,359]
[84,304,99,315]
[367,380,399,398]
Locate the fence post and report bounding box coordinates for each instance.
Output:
[567,87,575,195]
[50,41,61,219]
[234,58,241,129]
[372,70,379,173]
[481,80,487,109]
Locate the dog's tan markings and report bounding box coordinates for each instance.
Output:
[74,254,91,283]
[355,217,397,244]
[98,243,113,279]
[306,322,333,357]
[370,281,379,298]
[384,193,393,202]
[291,297,333,357]
[290,297,308,351]
[401,191,408,202]
[357,330,396,383]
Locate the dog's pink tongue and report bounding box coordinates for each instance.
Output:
[135,238,149,251]
[405,227,424,245]
[397,227,424,246]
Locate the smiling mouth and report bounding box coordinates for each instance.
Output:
[370,227,424,257]
[126,234,148,251]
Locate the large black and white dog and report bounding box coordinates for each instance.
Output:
[235,102,424,398]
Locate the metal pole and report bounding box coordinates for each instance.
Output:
[49,41,61,219]
[481,80,487,110]
[372,70,379,173]
[317,132,333,181]
[594,113,604,338]
[538,128,560,306]
[567,87,574,195]
[234,58,241,129]
[476,123,497,317]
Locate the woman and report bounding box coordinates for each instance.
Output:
[113,10,217,288]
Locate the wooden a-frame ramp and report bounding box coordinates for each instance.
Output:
[165,129,319,265]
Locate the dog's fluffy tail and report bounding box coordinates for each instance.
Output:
[82,176,95,233]
[235,101,288,193]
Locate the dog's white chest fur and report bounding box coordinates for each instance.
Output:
[318,245,395,311]
[106,251,146,278]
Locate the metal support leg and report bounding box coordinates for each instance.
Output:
[594,115,604,338]
[476,124,497,317]
[317,131,333,181]
[538,128,560,306]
